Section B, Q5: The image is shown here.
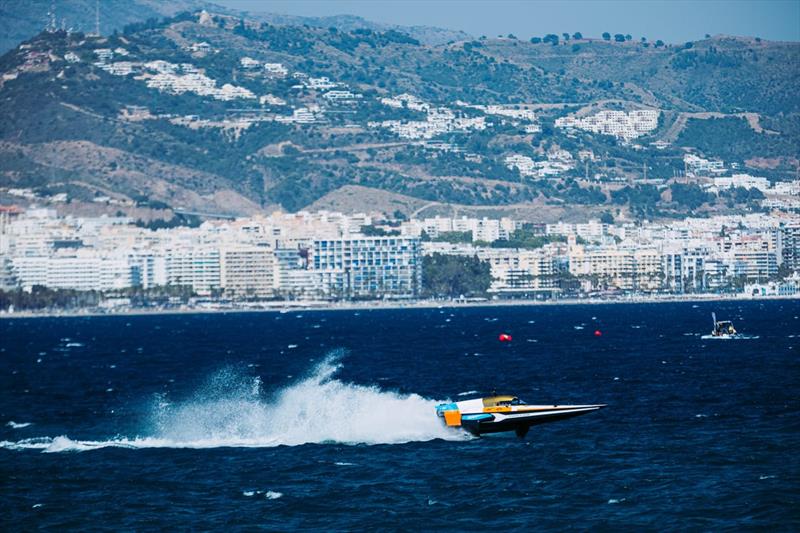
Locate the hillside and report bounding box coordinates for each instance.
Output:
[0,0,471,54]
[0,11,797,219]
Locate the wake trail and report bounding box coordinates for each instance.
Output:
[1,352,468,453]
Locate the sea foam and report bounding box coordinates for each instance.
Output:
[1,352,467,452]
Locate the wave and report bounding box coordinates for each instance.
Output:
[1,353,467,452]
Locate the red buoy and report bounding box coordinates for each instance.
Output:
[594,330,602,337]
[498,333,512,342]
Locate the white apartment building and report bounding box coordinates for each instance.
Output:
[162,246,221,295]
[556,110,659,140]
[402,216,519,243]
[568,243,662,292]
[311,237,421,299]
[476,248,561,295]
[713,174,770,192]
[12,250,133,291]
[684,154,726,177]
[546,220,610,243]
[219,245,275,298]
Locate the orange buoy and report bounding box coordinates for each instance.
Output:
[498,333,512,342]
[594,330,602,337]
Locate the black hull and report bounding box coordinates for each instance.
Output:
[463,408,600,437]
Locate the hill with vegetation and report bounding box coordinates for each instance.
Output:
[0,10,797,220]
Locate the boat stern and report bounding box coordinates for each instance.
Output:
[435,402,462,427]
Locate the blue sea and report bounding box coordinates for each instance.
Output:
[2,300,799,530]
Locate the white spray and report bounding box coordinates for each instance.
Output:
[1,353,467,452]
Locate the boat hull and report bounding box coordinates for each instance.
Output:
[461,405,604,436]
[436,398,605,438]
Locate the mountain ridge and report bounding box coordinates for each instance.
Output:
[0,10,797,220]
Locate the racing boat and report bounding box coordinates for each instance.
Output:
[710,312,736,338]
[436,395,604,438]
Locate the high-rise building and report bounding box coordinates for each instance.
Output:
[312,237,421,299]
[220,246,275,298]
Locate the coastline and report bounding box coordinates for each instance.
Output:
[1,293,797,320]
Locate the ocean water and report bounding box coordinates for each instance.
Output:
[1,300,798,530]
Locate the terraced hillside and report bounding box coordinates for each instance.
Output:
[0,10,797,220]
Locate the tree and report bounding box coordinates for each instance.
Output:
[530,36,542,44]
[562,33,570,41]
[600,211,615,224]
[422,254,492,298]
[491,230,567,250]
[641,36,647,43]
[614,33,626,42]
[602,32,611,41]
[670,183,712,210]
[428,231,472,244]
[684,41,694,49]
[625,34,632,41]
[543,34,559,46]
[655,39,664,47]
[361,225,400,237]
[573,32,583,39]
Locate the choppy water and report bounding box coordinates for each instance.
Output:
[2,301,799,530]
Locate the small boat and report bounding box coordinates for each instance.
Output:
[710,312,736,338]
[436,395,605,438]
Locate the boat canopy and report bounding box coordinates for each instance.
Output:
[482,395,523,407]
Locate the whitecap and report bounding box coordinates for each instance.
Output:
[243,491,256,497]
[759,475,776,480]
[334,462,354,466]
[2,353,469,452]
[264,491,283,500]
[607,498,625,504]
[457,390,478,396]
[6,421,32,429]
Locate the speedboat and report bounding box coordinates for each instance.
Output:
[436,395,605,438]
[710,312,736,338]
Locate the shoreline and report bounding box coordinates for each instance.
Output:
[1,293,797,320]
